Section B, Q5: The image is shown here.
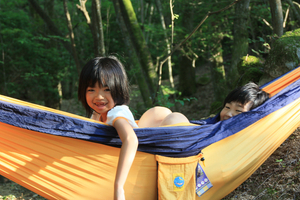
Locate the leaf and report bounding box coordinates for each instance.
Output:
[258,37,265,42]
[251,49,260,55]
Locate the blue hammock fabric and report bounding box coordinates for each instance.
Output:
[0,70,300,158]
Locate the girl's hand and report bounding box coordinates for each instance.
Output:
[114,186,125,200]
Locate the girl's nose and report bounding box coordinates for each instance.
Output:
[225,111,233,118]
[96,92,104,99]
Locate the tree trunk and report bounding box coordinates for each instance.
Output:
[27,0,76,65]
[44,81,63,110]
[177,2,196,96]
[112,0,153,108]
[92,0,106,56]
[211,48,227,103]
[1,34,7,94]
[44,0,62,109]
[117,0,156,96]
[140,0,144,34]
[269,0,283,37]
[63,0,81,75]
[76,0,105,57]
[228,0,250,89]
[178,51,196,97]
[145,3,154,43]
[156,0,174,88]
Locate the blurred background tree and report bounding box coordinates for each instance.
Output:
[0,0,298,117]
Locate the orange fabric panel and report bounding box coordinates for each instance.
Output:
[0,122,157,200]
[263,67,300,97]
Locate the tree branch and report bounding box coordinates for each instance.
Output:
[283,6,290,28]
[153,0,241,104]
[260,17,273,30]
[27,0,74,62]
[63,0,81,75]
[76,0,92,30]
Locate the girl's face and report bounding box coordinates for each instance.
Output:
[86,82,115,117]
[220,101,253,121]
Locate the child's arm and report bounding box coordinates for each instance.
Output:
[113,118,138,200]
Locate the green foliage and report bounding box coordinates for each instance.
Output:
[266,188,277,195]
[197,75,210,86]
[1,194,16,200]
[263,28,300,81]
[175,97,197,106]
[156,85,176,108]
[236,55,264,86]
[276,158,286,168]
[154,85,197,109]
[1,0,299,112]
[0,0,74,107]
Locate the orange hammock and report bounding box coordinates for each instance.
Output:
[0,67,300,199]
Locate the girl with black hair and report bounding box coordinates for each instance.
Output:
[219,82,269,121]
[78,56,138,200]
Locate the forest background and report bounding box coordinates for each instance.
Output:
[2,0,299,119]
[1,0,300,199]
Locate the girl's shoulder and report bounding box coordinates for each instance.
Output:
[109,105,131,114]
[107,105,138,127]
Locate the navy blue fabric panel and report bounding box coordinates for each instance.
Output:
[190,114,220,125]
[0,102,119,142]
[0,76,300,157]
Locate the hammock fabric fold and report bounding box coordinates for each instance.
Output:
[0,66,300,199]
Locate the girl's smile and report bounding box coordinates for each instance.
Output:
[86,82,115,121]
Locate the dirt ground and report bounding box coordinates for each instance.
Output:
[1,64,300,199]
[223,128,300,200]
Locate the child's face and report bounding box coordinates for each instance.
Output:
[86,82,115,116]
[220,101,253,121]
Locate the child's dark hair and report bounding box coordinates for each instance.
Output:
[78,56,130,117]
[223,82,269,110]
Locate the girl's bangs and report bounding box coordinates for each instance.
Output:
[87,68,107,88]
[225,92,249,106]
[99,68,115,89]
[87,72,98,87]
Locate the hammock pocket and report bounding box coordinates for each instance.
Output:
[156,154,202,200]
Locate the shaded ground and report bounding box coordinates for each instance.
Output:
[223,128,300,200]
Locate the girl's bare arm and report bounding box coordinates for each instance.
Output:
[113,119,138,200]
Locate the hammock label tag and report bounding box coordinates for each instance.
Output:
[196,162,213,197]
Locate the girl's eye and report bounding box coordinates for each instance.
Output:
[87,88,94,92]
[104,88,110,92]
[236,110,243,113]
